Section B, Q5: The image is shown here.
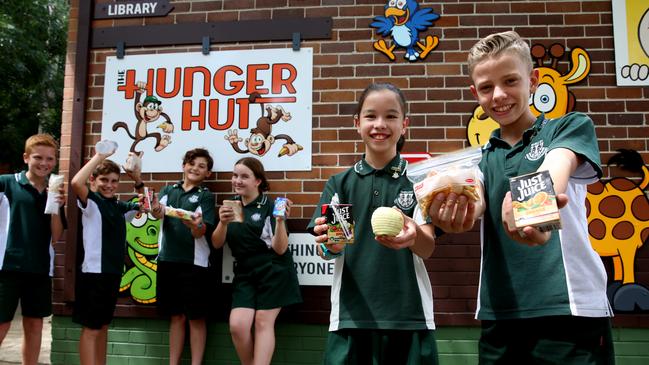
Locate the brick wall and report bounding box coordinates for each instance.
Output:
[54,0,649,363]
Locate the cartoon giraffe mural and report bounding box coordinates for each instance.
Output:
[586,150,649,312]
[465,43,649,313]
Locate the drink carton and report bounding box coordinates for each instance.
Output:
[509,170,561,232]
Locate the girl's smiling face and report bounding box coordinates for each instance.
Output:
[354,89,408,161]
[232,163,261,199]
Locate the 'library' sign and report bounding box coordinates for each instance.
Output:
[94,1,173,19]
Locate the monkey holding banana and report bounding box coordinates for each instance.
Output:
[225,93,302,157]
[112,81,173,155]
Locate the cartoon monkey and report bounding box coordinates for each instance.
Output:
[225,93,302,157]
[112,81,173,155]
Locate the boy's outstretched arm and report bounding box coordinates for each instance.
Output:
[71,152,111,205]
[538,148,581,194]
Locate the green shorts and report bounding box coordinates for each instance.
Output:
[323,329,439,365]
[0,271,52,322]
[479,316,614,365]
[232,254,302,310]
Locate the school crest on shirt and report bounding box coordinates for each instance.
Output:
[188,195,199,203]
[395,190,415,210]
[526,140,548,161]
[251,213,262,222]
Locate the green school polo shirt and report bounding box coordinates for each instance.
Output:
[78,191,139,275]
[478,112,611,320]
[225,194,294,269]
[158,183,216,267]
[308,154,435,331]
[0,171,53,275]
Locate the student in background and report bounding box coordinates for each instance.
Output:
[71,147,144,365]
[212,157,301,365]
[0,134,65,365]
[150,148,216,365]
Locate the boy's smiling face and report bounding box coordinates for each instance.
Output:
[23,145,57,180]
[470,51,539,132]
[183,156,212,185]
[90,172,120,199]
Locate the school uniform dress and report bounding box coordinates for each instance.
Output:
[478,112,613,364]
[156,183,216,318]
[0,171,55,321]
[308,155,438,365]
[225,194,301,310]
[73,191,139,329]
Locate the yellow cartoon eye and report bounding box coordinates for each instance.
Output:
[532,83,557,113]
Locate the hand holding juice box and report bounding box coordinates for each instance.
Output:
[222,200,244,222]
[509,170,561,232]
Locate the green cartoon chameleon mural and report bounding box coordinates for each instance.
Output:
[120,197,160,304]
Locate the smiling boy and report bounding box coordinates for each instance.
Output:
[0,134,65,365]
[429,31,613,364]
[150,148,216,365]
[70,147,144,365]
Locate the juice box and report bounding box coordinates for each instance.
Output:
[509,170,561,232]
[322,204,354,244]
[142,187,153,211]
[273,197,288,217]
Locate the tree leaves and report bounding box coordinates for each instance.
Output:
[0,0,68,172]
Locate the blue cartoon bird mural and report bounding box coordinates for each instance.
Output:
[370,0,440,62]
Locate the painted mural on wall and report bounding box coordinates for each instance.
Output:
[370,0,440,62]
[101,48,313,172]
[587,150,649,312]
[612,0,649,85]
[120,198,160,304]
[464,43,649,313]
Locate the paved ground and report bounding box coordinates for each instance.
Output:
[0,307,51,365]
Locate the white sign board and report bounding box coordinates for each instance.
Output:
[101,48,313,172]
[222,233,334,286]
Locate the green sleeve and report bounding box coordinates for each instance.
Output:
[548,112,602,178]
[199,190,216,227]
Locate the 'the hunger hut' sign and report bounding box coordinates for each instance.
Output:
[101,48,313,172]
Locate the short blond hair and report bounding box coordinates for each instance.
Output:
[24,134,59,155]
[467,31,533,77]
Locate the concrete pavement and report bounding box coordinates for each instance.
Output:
[0,307,51,365]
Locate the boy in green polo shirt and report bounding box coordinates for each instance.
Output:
[0,134,66,365]
[150,148,216,365]
[428,31,613,364]
[70,146,144,365]
[309,83,439,365]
